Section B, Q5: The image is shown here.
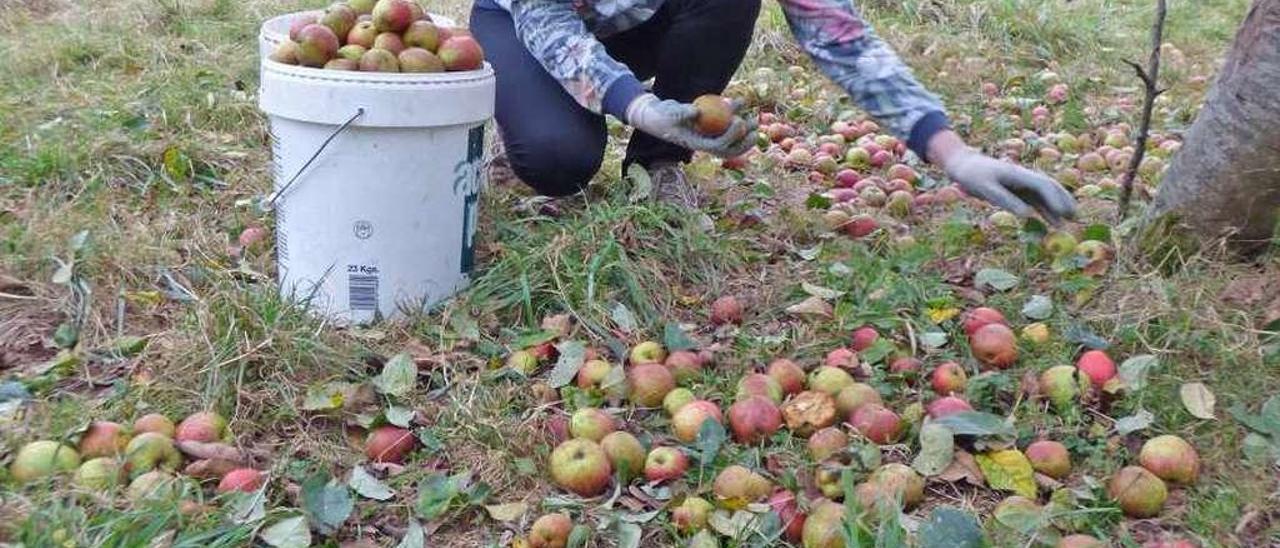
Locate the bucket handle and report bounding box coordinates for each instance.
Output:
[260,108,365,211]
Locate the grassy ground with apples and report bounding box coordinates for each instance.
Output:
[2,0,1279,546]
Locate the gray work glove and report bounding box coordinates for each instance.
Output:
[625,93,756,158]
[942,150,1078,225]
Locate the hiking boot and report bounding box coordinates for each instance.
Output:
[648,162,702,208]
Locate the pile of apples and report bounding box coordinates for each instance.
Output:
[7,410,422,508]
[8,411,264,502]
[517,297,1203,547]
[716,68,1183,249]
[269,0,484,73]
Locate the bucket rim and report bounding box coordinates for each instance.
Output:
[261,57,494,85]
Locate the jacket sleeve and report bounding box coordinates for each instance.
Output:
[500,0,647,121]
[778,0,951,158]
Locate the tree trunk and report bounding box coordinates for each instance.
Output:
[1143,0,1280,255]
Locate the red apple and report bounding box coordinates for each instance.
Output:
[175,412,227,443]
[963,307,1008,336]
[807,427,848,460]
[767,490,806,543]
[217,468,265,494]
[736,373,783,404]
[1076,350,1117,388]
[850,404,903,444]
[664,351,703,385]
[834,383,882,417]
[133,414,175,438]
[529,513,573,548]
[1025,440,1071,479]
[365,425,416,463]
[710,295,744,325]
[824,347,859,369]
[930,362,967,395]
[627,363,675,407]
[926,396,973,419]
[672,400,723,443]
[850,326,879,352]
[1138,435,1200,485]
[78,421,130,459]
[970,323,1018,368]
[644,446,688,483]
[728,396,783,444]
[766,359,806,395]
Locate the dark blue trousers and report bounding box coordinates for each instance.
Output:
[470,0,761,196]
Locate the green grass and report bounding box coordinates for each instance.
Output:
[2,0,1278,546]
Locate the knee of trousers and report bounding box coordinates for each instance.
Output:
[507,141,605,197]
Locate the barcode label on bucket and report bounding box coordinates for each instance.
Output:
[348,275,379,311]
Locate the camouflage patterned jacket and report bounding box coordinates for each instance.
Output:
[479,0,950,157]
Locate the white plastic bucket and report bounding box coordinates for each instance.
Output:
[258,20,494,325]
[257,11,459,58]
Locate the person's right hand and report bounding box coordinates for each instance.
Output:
[625,93,756,158]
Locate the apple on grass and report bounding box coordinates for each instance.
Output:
[671,400,723,443]
[712,465,771,509]
[1025,440,1071,479]
[628,341,666,366]
[529,513,573,548]
[644,446,688,483]
[599,431,645,482]
[727,396,782,444]
[672,496,714,533]
[766,358,806,395]
[1138,435,1200,484]
[551,439,612,496]
[627,363,675,407]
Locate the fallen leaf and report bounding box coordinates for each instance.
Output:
[913,423,955,476]
[260,516,310,548]
[802,282,845,300]
[184,459,242,480]
[484,502,528,522]
[1179,383,1216,419]
[974,268,1019,291]
[975,449,1036,498]
[938,451,985,486]
[541,314,574,338]
[175,441,246,463]
[918,507,985,548]
[349,466,395,501]
[1021,295,1053,320]
[1115,408,1155,435]
[785,297,833,319]
[1118,355,1159,391]
[927,306,960,324]
[545,341,586,388]
[373,353,417,398]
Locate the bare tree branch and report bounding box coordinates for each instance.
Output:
[1118,0,1168,220]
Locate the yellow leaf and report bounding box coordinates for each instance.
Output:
[124,291,164,307]
[975,449,1037,498]
[484,502,528,522]
[928,307,960,324]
